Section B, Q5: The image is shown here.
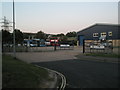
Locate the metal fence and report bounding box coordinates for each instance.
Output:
[83,40,113,54]
[2,46,53,52]
[2,45,74,52]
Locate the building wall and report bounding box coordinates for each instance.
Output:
[84,40,93,43]
[113,48,119,54]
[84,39,120,46]
[77,24,119,46]
[113,40,120,47]
[84,39,120,54]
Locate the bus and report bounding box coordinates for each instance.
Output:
[49,37,60,46]
[23,39,38,47]
[23,39,46,47]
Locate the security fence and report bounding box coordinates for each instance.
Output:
[2,44,74,52]
[2,40,76,52]
[2,45,54,52]
[83,40,113,54]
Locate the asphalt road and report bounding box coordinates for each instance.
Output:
[32,59,119,88]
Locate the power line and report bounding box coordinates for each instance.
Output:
[0,16,12,31]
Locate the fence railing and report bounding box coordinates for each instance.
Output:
[84,40,113,54]
[2,45,74,52]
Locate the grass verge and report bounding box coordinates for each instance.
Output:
[85,53,120,58]
[2,54,49,88]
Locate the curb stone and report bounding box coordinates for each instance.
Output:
[34,65,66,89]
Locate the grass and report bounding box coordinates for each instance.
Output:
[85,53,120,58]
[2,54,49,88]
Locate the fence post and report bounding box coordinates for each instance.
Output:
[83,39,85,53]
[54,41,56,51]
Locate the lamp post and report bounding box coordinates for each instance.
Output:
[13,0,16,58]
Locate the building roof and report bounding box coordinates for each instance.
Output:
[77,23,120,40]
[77,23,119,34]
[23,32,36,35]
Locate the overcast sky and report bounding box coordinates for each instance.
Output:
[1,1,118,34]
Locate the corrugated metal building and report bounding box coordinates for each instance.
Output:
[77,24,120,47]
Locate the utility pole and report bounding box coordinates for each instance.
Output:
[13,0,16,58]
[0,16,12,31]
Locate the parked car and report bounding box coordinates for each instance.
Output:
[39,44,46,47]
[90,45,105,49]
[30,44,37,47]
[60,44,70,48]
[45,42,51,46]
[101,43,107,47]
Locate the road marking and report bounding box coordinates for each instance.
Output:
[34,65,66,90]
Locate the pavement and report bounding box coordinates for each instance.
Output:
[8,46,82,63]
[7,46,119,64]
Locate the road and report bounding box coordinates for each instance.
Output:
[8,46,119,88]
[32,59,119,88]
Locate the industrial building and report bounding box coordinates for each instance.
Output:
[77,23,120,48]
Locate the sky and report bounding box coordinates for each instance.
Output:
[1,0,118,34]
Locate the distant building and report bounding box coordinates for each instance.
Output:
[77,23,120,47]
[23,32,36,39]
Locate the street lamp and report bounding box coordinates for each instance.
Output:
[13,0,16,58]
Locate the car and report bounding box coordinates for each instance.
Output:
[60,44,70,48]
[30,44,37,47]
[90,45,105,49]
[101,43,107,47]
[39,44,46,47]
[45,42,51,46]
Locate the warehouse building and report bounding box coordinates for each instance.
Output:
[77,23,120,48]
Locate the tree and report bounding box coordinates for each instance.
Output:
[14,29,24,44]
[2,29,12,44]
[36,31,46,39]
[23,33,29,39]
[56,33,64,37]
[60,36,68,42]
[66,31,77,37]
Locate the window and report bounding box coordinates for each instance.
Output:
[108,31,112,36]
[101,32,106,36]
[93,33,99,37]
